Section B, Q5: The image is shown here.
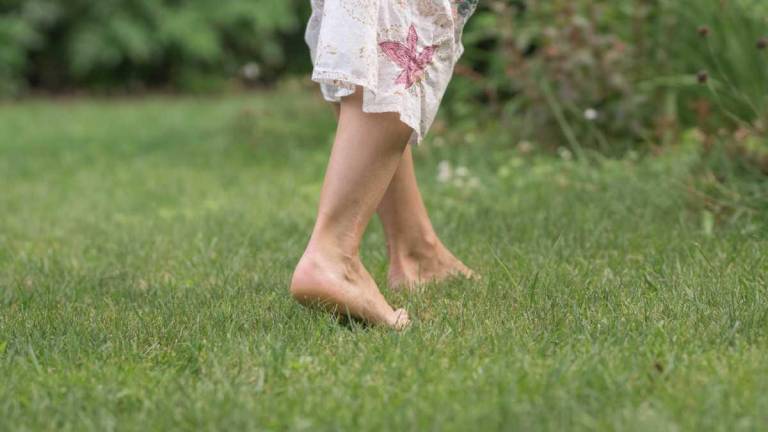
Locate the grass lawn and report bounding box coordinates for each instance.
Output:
[1,85,766,431]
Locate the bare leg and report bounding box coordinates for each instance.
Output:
[290,89,412,330]
[328,103,474,290]
[377,147,476,290]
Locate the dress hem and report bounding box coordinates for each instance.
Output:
[311,69,422,146]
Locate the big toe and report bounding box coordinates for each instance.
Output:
[391,308,411,331]
[465,267,481,281]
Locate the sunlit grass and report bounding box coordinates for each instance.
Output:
[1,87,766,431]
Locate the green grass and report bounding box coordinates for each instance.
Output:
[1,85,766,431]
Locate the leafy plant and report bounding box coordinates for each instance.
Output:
[0,0,309,94]
[660,0,768,223]
[445,0,666,155]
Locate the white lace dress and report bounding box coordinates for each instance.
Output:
[305,0,479,145]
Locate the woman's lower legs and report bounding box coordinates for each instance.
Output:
[331,102,475,289]
[290,88,413,329]
[377,147,475,289]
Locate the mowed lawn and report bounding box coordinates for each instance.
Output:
[1,85,766,431]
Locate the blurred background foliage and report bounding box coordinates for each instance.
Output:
[0,0,766,186]
[0,0,311,94]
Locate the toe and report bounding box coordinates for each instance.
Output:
[465,268,481,281]
[392,308,411,331]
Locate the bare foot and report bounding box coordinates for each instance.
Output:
[388,240,477,291]
[290,249,410,330]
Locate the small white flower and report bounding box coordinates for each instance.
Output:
[241,62,261,80]
[517,140,533,154]
[437,160,453,183]
[455,166,469,177]
[584,108,598,121]
[558,147,573,161]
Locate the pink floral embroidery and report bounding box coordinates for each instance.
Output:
[379,25,438,88]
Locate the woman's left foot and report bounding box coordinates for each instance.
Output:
[387,240,477,291]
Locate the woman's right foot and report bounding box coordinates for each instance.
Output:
[290,248,410,330]
[387,236,477,291]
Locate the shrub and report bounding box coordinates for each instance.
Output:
[443,0,768,162]
[663,0,768,222]
[445,0,666,155]
[662,0,767,160]
[0,0,309,95]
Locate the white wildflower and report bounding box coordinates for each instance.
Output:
[437,160,453,183]
[517,140,534,154]
[241,62,261,80]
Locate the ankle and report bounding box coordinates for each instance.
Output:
[305,225,357,257]
[308,219,363,257]
[387,231,442,263]
[298,239,365,282]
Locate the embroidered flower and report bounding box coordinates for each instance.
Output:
[379,25,438,88]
